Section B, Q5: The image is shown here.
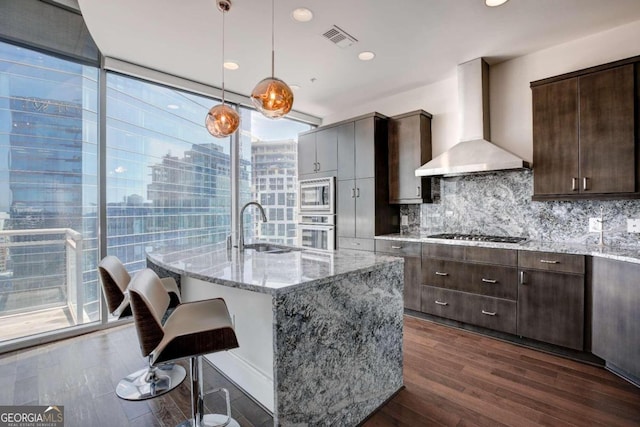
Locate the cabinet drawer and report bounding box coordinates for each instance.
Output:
[465,246,517,266]
[465,294,517,335]
[423,243,517,266]
[464,263,518,300]
[422,258,463,287]
[422,259,517,300]
[423,243,464,260]
[375,240,421,257]
[338,237,375,251]
[421,285,466,323]
[518,251,584,274]
[421,286,516,334]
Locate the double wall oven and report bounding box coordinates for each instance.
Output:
[297,177,336,251]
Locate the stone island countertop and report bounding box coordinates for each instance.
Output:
[146,242,404,295]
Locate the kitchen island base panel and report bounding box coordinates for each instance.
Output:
[147,247,404,426]
[182,277,275,412]
[274,263,404,426]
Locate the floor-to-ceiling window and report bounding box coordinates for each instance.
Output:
[238,107,312,246]
[105,73,232,273]
[0,41,99,341]
[0,1,317,349]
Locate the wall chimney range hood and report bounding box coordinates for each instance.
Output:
[415,58,530,177]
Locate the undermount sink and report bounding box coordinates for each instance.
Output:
[243,243,302,254]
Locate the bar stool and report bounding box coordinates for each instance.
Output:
[128,268,240,427]
[98,256,186,400]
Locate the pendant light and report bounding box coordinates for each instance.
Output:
[205,0,240,138]
[250,0,294,119]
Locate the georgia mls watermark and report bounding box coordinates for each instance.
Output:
[0,406,64,427]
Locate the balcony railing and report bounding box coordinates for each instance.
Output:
[0,228,86,341]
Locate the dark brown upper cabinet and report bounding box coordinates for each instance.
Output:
[388,110,433,204]
[531,58,639,201]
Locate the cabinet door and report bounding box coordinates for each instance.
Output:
[532,79,579,196]
[532,78,579,195]
[298,132,317,177]
[592,258,640,379]
[354,177,375,239]
[404,256,422,311]
[336,180,355,238]
[354,117,376,179]
[579,65,635,194]
[337,122,355,180]
[389,114,430,203]
[315,127,338,174]
[517,270,584,350]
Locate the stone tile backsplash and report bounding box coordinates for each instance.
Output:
[400,169,640,248]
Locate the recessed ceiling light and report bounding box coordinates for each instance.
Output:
[289,84,301,90]
[358,51,376,61]
[291,7,313,22]
[223,61,239,70]
[485,0,509,6]
[167,104,180,110]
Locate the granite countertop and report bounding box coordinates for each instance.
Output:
[376,233,640,264]
[147,243,403,296]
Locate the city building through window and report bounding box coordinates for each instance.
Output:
[0,37,313,346]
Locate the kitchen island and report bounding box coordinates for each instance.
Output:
[147,243,404,426]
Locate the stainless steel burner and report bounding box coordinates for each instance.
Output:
[427,233,526,244]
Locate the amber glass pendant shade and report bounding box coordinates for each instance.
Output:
[205,104,240,137]
[251,0,293,119]
[250,77,294,119]
[206,0,239,138]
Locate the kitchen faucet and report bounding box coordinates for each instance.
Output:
[238,201,268,251]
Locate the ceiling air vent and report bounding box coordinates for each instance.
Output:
[322,25,358,48]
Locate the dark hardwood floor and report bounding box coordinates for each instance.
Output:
[364,315,640,427]
[0,324,273,427]
[1,316,639,426]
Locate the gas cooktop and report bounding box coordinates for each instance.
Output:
[427,233,527,244]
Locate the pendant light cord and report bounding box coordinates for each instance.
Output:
[221,6,226,105]
[271,0,275,78]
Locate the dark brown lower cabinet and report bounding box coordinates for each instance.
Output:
[412,243,590,352]
[375,240,421,311]
[592,258,640,380]
[421,285,516,334]
[421,244,518,335]
[403,257,422,311]
[517,269,584,350]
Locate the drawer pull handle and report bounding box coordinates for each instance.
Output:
[481,278,497,284]
[391,245,402,249]
[540,259,559,264]
[435,271,448,276]
[583,177,589,191]
[481,310,496,316]
[416,186,421,196]
[353,242,361,246]
[520,271,526,285]
[435,300,448,306]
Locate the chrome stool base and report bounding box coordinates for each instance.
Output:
[116,363,187,401]
[176,414,240,427]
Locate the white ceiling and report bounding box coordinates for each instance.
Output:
[78,0,640,120]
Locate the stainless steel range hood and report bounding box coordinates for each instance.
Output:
[415,58,530,177]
